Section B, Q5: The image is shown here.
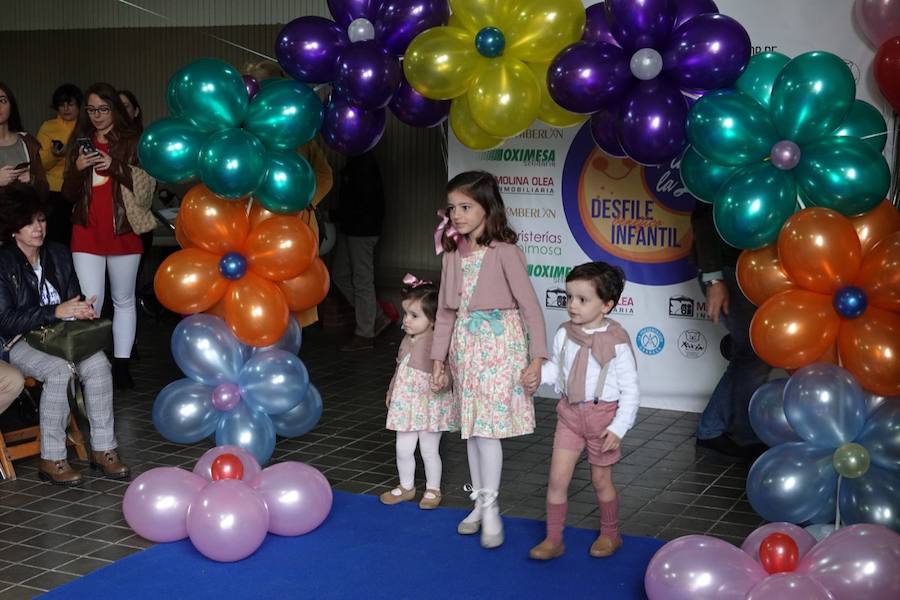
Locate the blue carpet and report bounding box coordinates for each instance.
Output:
[45,491,663,599]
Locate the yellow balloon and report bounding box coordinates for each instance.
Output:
[502,0,586,63]
[450,95,504,150]
[403,27,480,100]
[468,57,541,138]
[528,61,588,128]
[448,13,466,30]
[450,0,511,33]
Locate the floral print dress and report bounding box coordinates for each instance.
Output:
[386,338,459,433]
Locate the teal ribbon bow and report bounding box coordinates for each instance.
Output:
[467,309,504,336]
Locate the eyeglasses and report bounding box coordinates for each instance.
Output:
[85,106,111,115]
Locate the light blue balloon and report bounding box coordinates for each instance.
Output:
[806,492,837,525]
[856,402,900,471]
[215,403,276,465]
[252,316,302,356]
[239,349,309,416]
[783,363,867,448]
[152,379,218,444]
[171,315,247,386]
[749,378,801,447]
[271,384,322,438]
[839,466,900,532]
[804,523,835,541]
[747,443,837,524]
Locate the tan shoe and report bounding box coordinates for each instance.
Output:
[419,489,442,509]
[90,449,130,479]
[38,459,82,486]
[529,538,565,560]
[379,485,415,505]
[589,535,623,558]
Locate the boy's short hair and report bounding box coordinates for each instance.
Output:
[566,262,626,308]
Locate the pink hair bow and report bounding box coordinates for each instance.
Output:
[434,210,469,256]
[402,273,432,288]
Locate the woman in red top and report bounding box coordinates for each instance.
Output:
[62,83,142,389]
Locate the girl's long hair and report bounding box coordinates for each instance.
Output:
[442,171,517,253]
[65,82,137,171]
[0,82,24,132]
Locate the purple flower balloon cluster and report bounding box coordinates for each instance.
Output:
[276,0,450,155]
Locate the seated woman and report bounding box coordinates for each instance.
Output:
[0,183,128,485]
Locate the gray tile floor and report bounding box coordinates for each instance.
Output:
[0,313,761,597]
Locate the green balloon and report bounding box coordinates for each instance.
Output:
[770,51,855,144]
[243,80,323,151]
[138,117,207,184]
[167,58,249,132]
[831,100,888,152]
[735,51,791,109]
[714,163,797,249]
[687,91,777,167]
[256,151,316,214]
[680,146,738,204]
[796,136,890,215]
[833,443,870,479]
[198,128,266,199]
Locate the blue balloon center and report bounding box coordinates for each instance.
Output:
[833,286,867,319]
[219,252,247,280]
[475,27,505,58]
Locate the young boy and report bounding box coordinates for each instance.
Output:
[528,261,639,560]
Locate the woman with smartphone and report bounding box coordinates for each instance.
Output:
[62,82,144,390]
[0,82,49,197]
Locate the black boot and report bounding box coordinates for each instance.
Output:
[112,358,135,390]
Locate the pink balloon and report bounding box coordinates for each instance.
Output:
[250,462,333,536]
[741,522,818,562]
[798,524,900,600]
[122,467,207,542]
[186,480,270,562]
[745,573,835,600]
[645,535,767,600]
[193,445,262,481]
[855,0,900,47]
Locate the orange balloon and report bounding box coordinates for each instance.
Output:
[737,246,795,306]
[174,212,193,249]
[245,217,317,281]
[838,307,900,396]
[154,248,229,314]
[777,208,862,294]
[179,184,250,255]
[223,272,290,346]
[750,289,841,370]
[205,297,227,319]
[278,258,330,311]
[248,201,276,230]
[854,231,900,313]
[850,200,900,255]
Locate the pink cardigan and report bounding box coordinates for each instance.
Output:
[432,242,548,362]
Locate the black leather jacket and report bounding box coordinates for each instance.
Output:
[0,241,82,345]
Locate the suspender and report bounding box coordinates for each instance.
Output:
[559,332,612,403]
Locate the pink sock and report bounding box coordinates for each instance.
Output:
[546,501,567,544]
[598,498,619,541]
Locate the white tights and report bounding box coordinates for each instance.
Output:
[395,431,443,491]
[462,437,504,534]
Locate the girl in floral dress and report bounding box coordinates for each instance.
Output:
[431,171,548,548]
[381,276,458,509]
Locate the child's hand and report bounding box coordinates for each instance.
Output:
[430,361,445,392]
[600,430,621,452]
[385,392,391,408]
[520,360,542,395]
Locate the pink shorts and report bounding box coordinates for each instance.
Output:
[553,398,621,466]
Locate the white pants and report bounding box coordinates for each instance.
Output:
[73,252,141,359]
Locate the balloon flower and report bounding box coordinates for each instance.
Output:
[152,315,324,465]
[154,185,329,346]
[746,363,900,531]
[645,522,900,600]
[123,446,332,562]
[275,1,450,155]
[682,50,890,249]
[138,58,323,213]
[740,206,900,395]
[546,0,749,165]
[403,0,586,149]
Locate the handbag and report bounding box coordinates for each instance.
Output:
[24,319,112,364]
[121,165,158,234]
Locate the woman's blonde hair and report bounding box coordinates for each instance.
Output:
[244,60,284,80]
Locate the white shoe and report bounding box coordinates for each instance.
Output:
[479,489,504,549]
[457,484,482,535]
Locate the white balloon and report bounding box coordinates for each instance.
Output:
[348,18,375,43]
[630,48,663,80]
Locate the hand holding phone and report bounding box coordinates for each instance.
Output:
[13,161,29,170]
[76,137,99,157]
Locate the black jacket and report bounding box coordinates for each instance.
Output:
[690,202,741,274]
[0,241,81,344]
[332,152,385,237]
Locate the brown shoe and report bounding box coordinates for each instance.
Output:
[90,449,130,479]
[418,489,442,509]
[38,459,82,486]
[589,534,623,558]
[379,485,415,505]
[340,335,374,352]
[529,538,565,561]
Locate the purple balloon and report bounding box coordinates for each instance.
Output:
[193,445,262,482]
[242,75,261,100]
[376,0,450,56]
[211,383,241,411]
[674,0,719,29]
[770,140,802,170]
[745,574,834,600]
[328,0,378,29]
[663,13,750,90]
[276,16,349,84]
[251,462,333,536]
[321,94,386,155]
[548,41,632,114]
[741,523,818,562]
[617,78,689,165]
[591,109,627,157]
[389,73,449,127]
[123,467,207,543]
[606,0,676,52]
[334,41,401,110]
[583,2,619,46]
[186,480,270,562]
[798,524,900,600]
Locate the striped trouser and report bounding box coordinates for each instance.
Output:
[9,340,117,460]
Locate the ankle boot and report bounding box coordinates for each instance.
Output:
[38,459,82,486]
[90,449,130,479]
[112,358,134,390]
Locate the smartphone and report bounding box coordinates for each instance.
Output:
[76,137,98,156]
[13,161,29,170]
